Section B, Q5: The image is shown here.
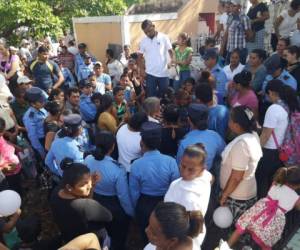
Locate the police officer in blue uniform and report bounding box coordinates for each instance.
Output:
[79,79,97,123]
[45,114,84,178]
[23,87,48,160]
[129,121,180,245]
[203,48,228,104]
[85,131,133,250]
[262,54,297,92]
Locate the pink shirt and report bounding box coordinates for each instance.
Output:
[231,90,258,111]
[0,136,21,176]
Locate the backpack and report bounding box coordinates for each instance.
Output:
[273,111,300,165]
[29,59,53,73]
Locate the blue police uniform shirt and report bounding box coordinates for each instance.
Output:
[85,155,134,216]
[45,136,84,176]
[129,150,180,207]
[78,63,94,82]
[177,129,225,170]
[208,105,229,139]
[79,94,97,122]
[211,64,228,103]
[61,67,76,88]
[23,107,47,157]
[262,69,297,92]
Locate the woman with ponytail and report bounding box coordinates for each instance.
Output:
[257,80,300,198]
[220,106,262,223]
[85,131,133,250]
[228,166,300,249]
[50,158,112,245]
[144,202,203,250]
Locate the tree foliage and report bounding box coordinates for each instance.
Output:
[0,0,135,44]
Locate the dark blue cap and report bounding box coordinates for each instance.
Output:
[264,54,281,75]
[25,87,46,103]
[79,79,92,88]
[188,103,209,121]
[141,121,162,139]
[63,114,82,127]
[202,48,218,60]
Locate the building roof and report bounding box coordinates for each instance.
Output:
[127,0,190,15]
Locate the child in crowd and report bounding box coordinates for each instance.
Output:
[91,92,102,110]
[175,89,191,127]
[165,144,213,248]
[182,77,196,101]
[113,86,127,123]
[228,166,300,249]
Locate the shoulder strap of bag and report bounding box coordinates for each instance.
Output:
[271,130,280,149]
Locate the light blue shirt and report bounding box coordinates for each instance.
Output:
[85,155,134,216]
[177,129,225,170]
[79,94,97,122]
[78,63,94,82]
[211,64,228,102]
[129,150,180,207]
[61,67,76,88]
[262,69,297,92]
[208,105,229,139]
[45,136,84,176]
[23,107,47,157]
[96,73,112,85]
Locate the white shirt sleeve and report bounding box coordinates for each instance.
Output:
[263,105,279,129]
[164,35,172,51]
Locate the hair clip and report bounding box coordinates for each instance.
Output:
[244,108,254,121]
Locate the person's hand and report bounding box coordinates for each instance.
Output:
[220,194,228,206]
[91,172,101,186]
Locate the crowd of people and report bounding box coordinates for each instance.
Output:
[0,0,300,249]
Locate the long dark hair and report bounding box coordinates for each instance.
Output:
[95,94,113,122]
[92,131,116,161]
[266,80,300,113]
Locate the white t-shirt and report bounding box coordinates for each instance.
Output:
[107,60,123,81]
[291,30,300,47]
[263,103,288,149]
[116,124,142,172]
[164,171,212,248]
[278,10,300,38]
[219,12,229,30]
[139,32,172,77]
[223,63,245,82]
[95,81,106,95]
[68,46,78,55]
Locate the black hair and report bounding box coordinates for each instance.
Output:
[38,45,49,54]
[205,37,216,47]
[48,88,63,101]
[273,166,300,186]
[233,70,252,88]
[120,73,128,79]
[195,83,213,104]
[128,112,148,131]
[251,49,267,61]
[68,40,75,46]
[141,19,153,30]
[93,131,116,161]
[291,0,300,11]
[16,216,41,243]
[286,45,300,58]
[44,101,62,116]
[91,92,102,103]
[67,87,80,97]
[78,43,87,49]
[278,37,290,47]
[154,202,203,241]
[183,143,207,165]
[96,93,113,121]
[163,104,180,124]
[161,87,175,106]
[60,158,90,188]
[106,49,114,59]
[230,106,257,133]
[113,85,124,96]
[266,80,300,113]
[141,133,161,150]
[124,44,130,50]
[0,117,6,133]
[231,48,241,58]
[183,77,196,86]
[130,52,139,60]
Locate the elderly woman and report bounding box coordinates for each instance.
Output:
[220,106,262,223]
[143,97,161,123]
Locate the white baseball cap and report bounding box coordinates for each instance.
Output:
[17,76,33,85]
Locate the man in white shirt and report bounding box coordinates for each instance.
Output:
[139,20,173,97]
[19,39,32,62]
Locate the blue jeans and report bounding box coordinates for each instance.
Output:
[146,74,169,97]
[173,70,191,91]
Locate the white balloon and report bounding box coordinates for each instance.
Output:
[0,190,21,217]
[213,206,233,229]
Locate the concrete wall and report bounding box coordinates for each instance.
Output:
[74,22,122,63]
